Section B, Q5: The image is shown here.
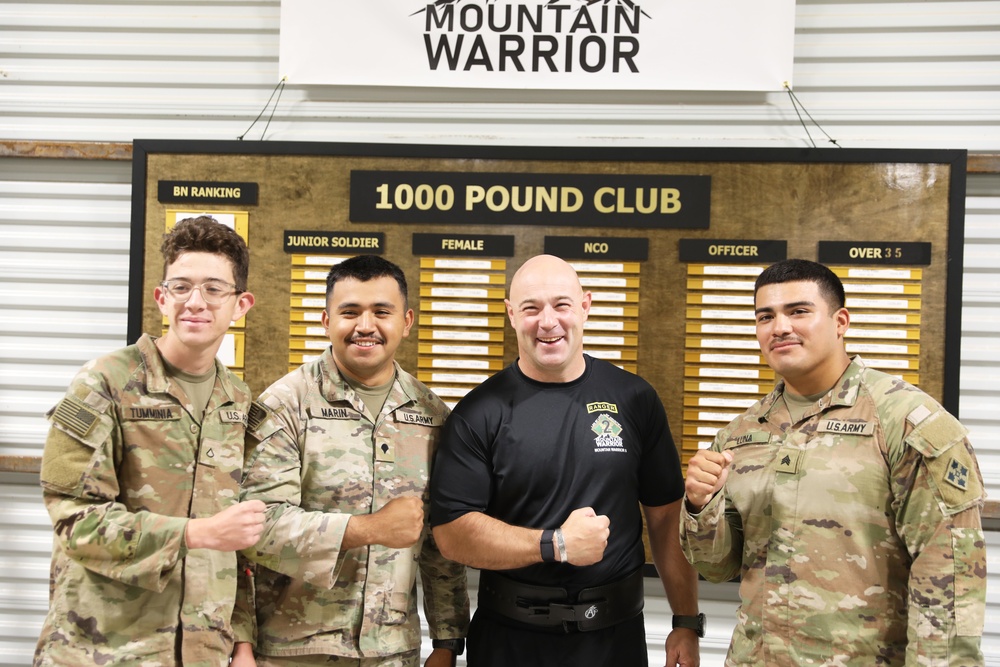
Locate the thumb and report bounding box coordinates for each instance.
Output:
[722,450,734,466]
[715,457,733,493]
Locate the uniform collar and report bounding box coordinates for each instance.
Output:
[317,346,415,414]
[137,333,237,402]
[755,356,868,422]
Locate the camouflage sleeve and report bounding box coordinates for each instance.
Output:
[891,403,986,666]
[229,553,256,644]
[40,382,188,592]
[240,397,350,588]
[679,486,744,583]
[418,525,469,640]
[679,427,745,583]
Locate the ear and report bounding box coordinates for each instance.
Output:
[402,307,415,338]
[835,306,850,338]
[232,291,255,322]
[580,291,593,318]
[504,299,515,327]
[154,285,169,315]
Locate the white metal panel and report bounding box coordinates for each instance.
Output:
[0,1,998,148]
[0,158,131,461]
[0,473,52,667]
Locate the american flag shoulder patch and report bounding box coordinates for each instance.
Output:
[52,394,101,438]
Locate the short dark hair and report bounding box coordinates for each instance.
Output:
[161,216,250,292]
[754,259,846,311]
[325,255,408,307]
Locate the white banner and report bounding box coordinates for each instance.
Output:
[279,0,796,91]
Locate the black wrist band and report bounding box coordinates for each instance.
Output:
[432,638,465,655]
[540,528,556,562]
[672,613,706,638]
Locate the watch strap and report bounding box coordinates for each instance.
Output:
[540,528,556,562]
[432,638,465,655]
[672,613,706,638]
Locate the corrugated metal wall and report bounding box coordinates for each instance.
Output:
[1,2,998,148]
[1,1,998,665]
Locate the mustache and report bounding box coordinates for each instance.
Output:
[349,334,384,344]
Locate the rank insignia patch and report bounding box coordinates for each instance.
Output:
[945,457,970,491]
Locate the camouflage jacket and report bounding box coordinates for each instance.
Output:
[35,333,254,667]
[680,357,985,667]
[241,348,469,658]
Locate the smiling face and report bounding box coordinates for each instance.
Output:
[754,280,851,396]
[506,255,592,383]
[154,251,254,372]
[322,275,414,386]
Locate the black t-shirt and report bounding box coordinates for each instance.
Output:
[429,356,684,593]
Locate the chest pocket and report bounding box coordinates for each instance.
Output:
[721,431,778,530]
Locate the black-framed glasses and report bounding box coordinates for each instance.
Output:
[160,279,240,305]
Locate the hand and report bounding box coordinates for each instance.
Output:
[559,507,610,566]
[185,500,266,551]
[369,496,425,548]
[424,648,456,667]
[665,628,700,667]
[684,450,734,511]
[229,641,256,667]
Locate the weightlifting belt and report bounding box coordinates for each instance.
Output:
[477,567,644,632]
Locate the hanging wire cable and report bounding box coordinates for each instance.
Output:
[238,77,287,141]
[784,82,841,148]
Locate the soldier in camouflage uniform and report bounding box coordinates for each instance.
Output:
[681,259,985,667]
[240,255,469,667]
[35,216,266,666]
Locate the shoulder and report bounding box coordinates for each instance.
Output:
[855,365,951,428]
[70,343,142,396]
[397,368,450,419]
[587,357,659,403]
[219,364,251,401]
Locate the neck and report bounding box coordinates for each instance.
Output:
[784,355,851,397]
[518,355,587,384]
[155,336,218,375]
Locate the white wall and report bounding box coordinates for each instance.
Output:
[1,1,998,665]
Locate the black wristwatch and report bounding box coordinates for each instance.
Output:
[672,613,706,638]
[432,638,466,655]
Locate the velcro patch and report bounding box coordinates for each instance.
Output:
[906,404,933,427]
[307,405,361,420]
[52,395,101,438]
[726,431,770,448]
[247,401,269,432]
[776,447,800,474]
[817,420,875,436]
[944,457,972,491]
[396,410,443,427]
[220,410,247,425]
[124,405,180,421]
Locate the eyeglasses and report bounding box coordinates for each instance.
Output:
[160,279,240,305]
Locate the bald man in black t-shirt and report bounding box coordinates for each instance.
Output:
[430,255,701,667]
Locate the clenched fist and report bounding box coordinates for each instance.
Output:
[186,499,266,551]
[559,507,610,566]
[684,449,734,512]
[344,495,426,550]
